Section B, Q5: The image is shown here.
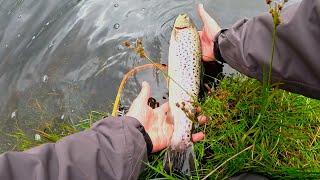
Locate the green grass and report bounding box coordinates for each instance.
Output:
[9,76,320,179]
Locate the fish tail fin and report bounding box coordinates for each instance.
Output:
[163,145,195,175]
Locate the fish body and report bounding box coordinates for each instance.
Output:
[166,13,201,172]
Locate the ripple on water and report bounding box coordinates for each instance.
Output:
[113,23,120,29]
[48,41,55,48]
[11,111,17,119]
[42,75,48,83]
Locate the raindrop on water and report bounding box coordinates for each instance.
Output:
[45,22,50,26]
[48,41,55,48]
[11,111,16,119]
[18,15,22,19]
[32,36,36,40]
[42,75,48,83]
[5,44,8,48]
[61,114,65,120]
[114,3,119,7]
[117,45,125,51]
[142,8,145,11]
[34,134,41,141]
[113,23,120,29]
[17,34,21,38]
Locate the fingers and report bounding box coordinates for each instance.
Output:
[197,115,209,125]
[197,4,205,22]
[167,120,174,135]
[197,4,211,26]
[136,81,151,104]
[192,105,209,125]
[198,30,204,37]
[197,3,221,34]
[160,102,169,113]
[192,132,205,142]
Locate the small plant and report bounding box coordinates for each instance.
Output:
[263,0,288,88]
[111,40,167,116]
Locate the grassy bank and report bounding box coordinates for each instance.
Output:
[10,76,320,179]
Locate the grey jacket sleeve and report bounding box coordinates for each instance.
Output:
[216,0,320,99]
[0,116,150,180]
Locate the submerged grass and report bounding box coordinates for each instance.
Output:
[9,75,320,179]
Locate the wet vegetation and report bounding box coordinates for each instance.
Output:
[10,76,320,179]
[6,0,320,179]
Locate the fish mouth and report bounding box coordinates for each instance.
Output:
[175,26,188,30]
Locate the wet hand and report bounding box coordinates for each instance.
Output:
[127,81,206,153]
[127,81,174,153]
[197,4,221,61]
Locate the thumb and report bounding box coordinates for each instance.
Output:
[160,102,170,113]
[197,4,211,26]
[136,81,151,104]
[197,4,221,32]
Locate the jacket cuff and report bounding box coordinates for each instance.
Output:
[213,29,228,63]
[135,121,153,156]
[125,116,153,156]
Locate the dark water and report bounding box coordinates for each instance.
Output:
[0,0,299,151]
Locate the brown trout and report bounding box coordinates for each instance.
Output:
[165,13,201,173]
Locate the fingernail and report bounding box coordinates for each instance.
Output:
[199,3,203,9]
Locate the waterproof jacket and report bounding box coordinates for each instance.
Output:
[0,0,319,180]
[215,0,320,99]
[0,117,149,180]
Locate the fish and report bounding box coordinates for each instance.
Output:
[165,13,201,173]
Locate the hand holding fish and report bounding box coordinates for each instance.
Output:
[127,81,206,153]
[197,4,221,61]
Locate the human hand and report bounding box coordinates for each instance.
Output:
[197,4,222,61]
[127,81,173,153]
[127,81,206,153]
